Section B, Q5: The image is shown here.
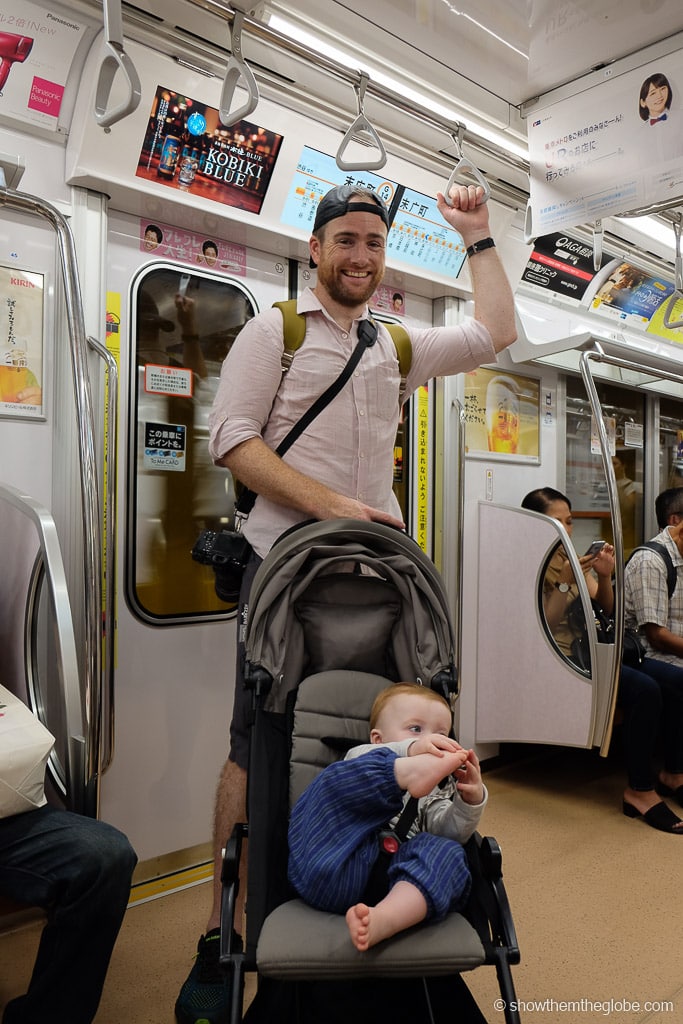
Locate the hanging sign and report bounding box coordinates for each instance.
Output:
[528,52,683,235]
[0,2,88,131]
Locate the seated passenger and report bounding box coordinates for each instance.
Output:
[288,683,487,951]
[0,721,137,1022]
[522,486,683,834]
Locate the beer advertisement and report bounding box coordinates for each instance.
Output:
[136,86,284,215]
[464,366,541,462]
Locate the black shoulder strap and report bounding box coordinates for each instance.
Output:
[235,319,378,518]
[629,541,677,599]
[392,795,420,842]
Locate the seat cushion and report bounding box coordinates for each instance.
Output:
[256,899,486,979]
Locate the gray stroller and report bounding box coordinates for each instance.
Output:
[219,519,521,1024]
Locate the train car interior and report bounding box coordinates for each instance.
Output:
[2,1,683,1021]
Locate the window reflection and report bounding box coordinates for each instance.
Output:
[538,542,591,673]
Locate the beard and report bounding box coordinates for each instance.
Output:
[315,259,383,307]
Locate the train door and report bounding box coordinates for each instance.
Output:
[102,210,288,862]
[471,361,654,755]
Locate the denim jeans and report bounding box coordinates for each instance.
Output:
[619,657,683,791]
[0,803,137,1024]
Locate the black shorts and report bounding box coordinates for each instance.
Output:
[228,550,263,769]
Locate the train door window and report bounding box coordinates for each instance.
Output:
[565,377,645,559]
[658,396,683,493]
[127,265,257,623]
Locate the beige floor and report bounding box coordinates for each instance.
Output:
[1,744,682,1023]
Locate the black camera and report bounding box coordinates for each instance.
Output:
[191,529,252,603]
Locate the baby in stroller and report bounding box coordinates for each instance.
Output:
[288,683,487,951]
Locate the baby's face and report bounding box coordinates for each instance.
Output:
[373,693,451,744]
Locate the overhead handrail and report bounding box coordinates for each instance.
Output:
[335,71,387,172]
[219,5,261,127]
[94,0,141,131]
[662,213,683,330]
[0,183,105,818]
[592,219,603,272]
[444,124,491,205]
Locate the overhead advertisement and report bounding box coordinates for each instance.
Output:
[136,87,284,215]
[528,51,683,235]
[281,147,468,278]
[521,232,610,303]
[0,2,88,131]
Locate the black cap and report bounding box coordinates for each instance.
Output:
[313,184,391,233]
[310,185,391,268]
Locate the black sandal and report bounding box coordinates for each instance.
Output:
[655,779,683,808]
[623,799,683,833]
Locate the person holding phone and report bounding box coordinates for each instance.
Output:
[522,486,683,834]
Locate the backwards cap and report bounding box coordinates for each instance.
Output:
[312,184,391,233]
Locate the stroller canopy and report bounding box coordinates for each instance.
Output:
[244,520,458,714]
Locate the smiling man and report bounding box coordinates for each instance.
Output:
[176,180,516,1024]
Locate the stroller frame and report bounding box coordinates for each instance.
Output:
[218,520,521,1024]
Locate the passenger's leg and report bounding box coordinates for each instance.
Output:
[0,804,136,1024]
[288,748,404,912]
[618,662,662,805]
[346,833,470,951]
[176,552,260,1024]
[643,659,683,789]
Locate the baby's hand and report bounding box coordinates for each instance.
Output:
[408,733,462,757]
[455,748,485,805]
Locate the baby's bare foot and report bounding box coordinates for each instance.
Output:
[346,903,372,951]
[394,750,466,797]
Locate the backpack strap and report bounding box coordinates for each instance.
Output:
[272,299,412,402]
[628,541,677,599]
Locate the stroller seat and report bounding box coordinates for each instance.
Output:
[219,520,521,1024]
[257,669,488,980]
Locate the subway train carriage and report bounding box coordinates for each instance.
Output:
[2,2,683,1022]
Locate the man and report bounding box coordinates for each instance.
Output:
[0,804,137,1023]
[175,181,517,1024]
[625,486,683,662]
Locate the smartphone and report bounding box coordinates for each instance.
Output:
[584,540,606,557]
[178,273,191,298]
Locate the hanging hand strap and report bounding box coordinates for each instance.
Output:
[235,318,378,519]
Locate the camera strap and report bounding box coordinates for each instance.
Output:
[235,317,379,520]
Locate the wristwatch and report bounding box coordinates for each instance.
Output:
[554,581,570,593]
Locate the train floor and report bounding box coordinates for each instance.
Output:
[1,742,681,1024]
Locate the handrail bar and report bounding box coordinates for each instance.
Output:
[0,184,103,816]
[94,0,142,130]
[0,483,86,814]
[662,215,683,330]
[87,334,118,775]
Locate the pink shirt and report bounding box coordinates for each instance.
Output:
[208,288,496,556]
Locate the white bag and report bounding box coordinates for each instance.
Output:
[0,683,55,818]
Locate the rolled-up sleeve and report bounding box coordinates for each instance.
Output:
[208,309,284,464]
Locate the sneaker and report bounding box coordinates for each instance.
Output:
[175,929,239,1024]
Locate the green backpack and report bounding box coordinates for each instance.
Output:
[273,299,412,404]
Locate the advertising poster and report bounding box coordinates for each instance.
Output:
[136,86,284,215]
[521,232,609,303]
[0,267,44,418]
[528,52,683,234]
[0,3,88,131]
[138,218,247,275]
[464,366,540,462]
[281,147,467,277]
[585,258,675,332]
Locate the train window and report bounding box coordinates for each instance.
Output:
[565,377,645,560]
[659,396,683,494]
[127,265,257,623]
